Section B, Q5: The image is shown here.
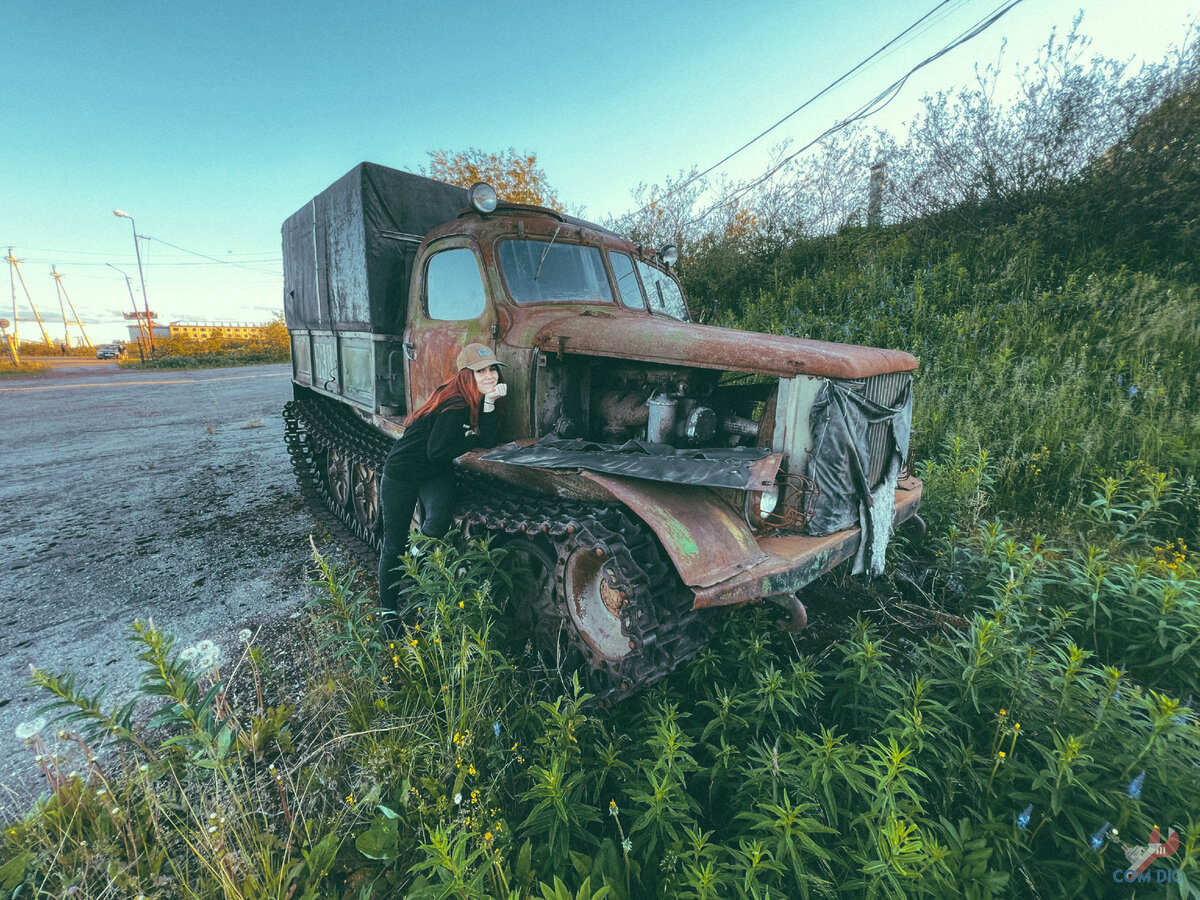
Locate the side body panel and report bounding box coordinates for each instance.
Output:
[282,163,467,414]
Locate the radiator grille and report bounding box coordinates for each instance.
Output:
[860,372,910,488]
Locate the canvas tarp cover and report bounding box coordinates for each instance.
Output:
[282,163,467,333]
[804,378,912,574]
[480,437,774,490]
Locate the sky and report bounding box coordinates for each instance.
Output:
[1,1,1195,346]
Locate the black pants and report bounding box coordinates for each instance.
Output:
[377,467,456,618]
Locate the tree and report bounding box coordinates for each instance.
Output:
[876,21,1189,223]
[424,148,562,211]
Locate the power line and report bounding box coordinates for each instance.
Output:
[677,0,1027,230]
[0,245,279,258]
[10,258,282,268]
[631,0,962,220]
[139,235,281,274]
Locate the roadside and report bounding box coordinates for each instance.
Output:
[0,363,317,818]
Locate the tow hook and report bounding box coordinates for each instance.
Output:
[766,593,808,633]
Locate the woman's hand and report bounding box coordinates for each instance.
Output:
[483,383,507,405]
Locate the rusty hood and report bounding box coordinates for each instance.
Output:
[517,311,917,379]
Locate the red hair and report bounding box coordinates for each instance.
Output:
[405,368,484,431]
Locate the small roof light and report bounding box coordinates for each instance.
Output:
[658,243,679,266]
[468,182,498,214]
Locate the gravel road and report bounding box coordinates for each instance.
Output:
[0,361,315,818]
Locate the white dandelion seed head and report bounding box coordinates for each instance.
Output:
[196,639,215,655]
[454,792,462,805]
[15,716,47,741]
[238,628,252,644]
[179,647,198,663]
[208,825,218,834]
[196,651,218,671]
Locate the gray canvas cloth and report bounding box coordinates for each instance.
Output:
[804,379,912,575]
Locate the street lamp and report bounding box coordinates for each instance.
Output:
[113,210,154,354]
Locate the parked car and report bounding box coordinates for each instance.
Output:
[96,345,120,359]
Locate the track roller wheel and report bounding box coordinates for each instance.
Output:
[352,462,381,542]
[560,542,634,667]
[322,444,352,509]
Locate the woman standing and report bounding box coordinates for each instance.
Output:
[377,341,506,627]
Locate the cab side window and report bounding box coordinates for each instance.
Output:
[426,248,487,320]
[610,252,645,309]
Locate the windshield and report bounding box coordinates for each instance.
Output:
[636,260,690,321]
[498,239,615,305]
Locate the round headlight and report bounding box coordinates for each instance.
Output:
[468,182,498,214]
[744,482,782,532]
[658,243,679,266]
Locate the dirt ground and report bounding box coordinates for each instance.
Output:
[0,361,317,819]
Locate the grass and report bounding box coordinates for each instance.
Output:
[0,361,48,376]
[120,346,290,370]
[2,469,1197,898]
[726,237,1200,541]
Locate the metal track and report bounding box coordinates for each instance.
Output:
[462,479,713,706]
[283,397,389,565]
[283,394,712,703]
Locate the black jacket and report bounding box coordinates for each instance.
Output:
[383,399,500,481]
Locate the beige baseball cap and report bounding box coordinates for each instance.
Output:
[456,342,505,371]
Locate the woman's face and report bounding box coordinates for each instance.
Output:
[473,364,500,395]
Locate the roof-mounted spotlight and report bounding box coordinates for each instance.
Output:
[658,243,679,267]
[468,182,498,214]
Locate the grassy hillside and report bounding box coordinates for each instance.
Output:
[683,79,1200,540]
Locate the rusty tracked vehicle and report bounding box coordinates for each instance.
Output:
[282,162,923,703]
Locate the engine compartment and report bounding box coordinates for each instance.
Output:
[533,353,775,450]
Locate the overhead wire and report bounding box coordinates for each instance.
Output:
[618,0,971,225]
[676,0,1027,231]
[140,235,282,275]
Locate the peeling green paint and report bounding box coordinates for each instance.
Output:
[655,510,700,561]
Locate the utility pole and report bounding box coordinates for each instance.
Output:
[50,267,94,349]
[6,248,55,347]
[868,163,886,227]
[106,262,150,361]
[113,211,155,355]
[0,318,18,365]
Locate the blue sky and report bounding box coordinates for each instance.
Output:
[1,1,1195,344]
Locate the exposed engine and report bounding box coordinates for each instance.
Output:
[535,356,771,449]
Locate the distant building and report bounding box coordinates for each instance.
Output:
[167,321,271,341]
[126,320,270,343]
[126,323,171,341]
